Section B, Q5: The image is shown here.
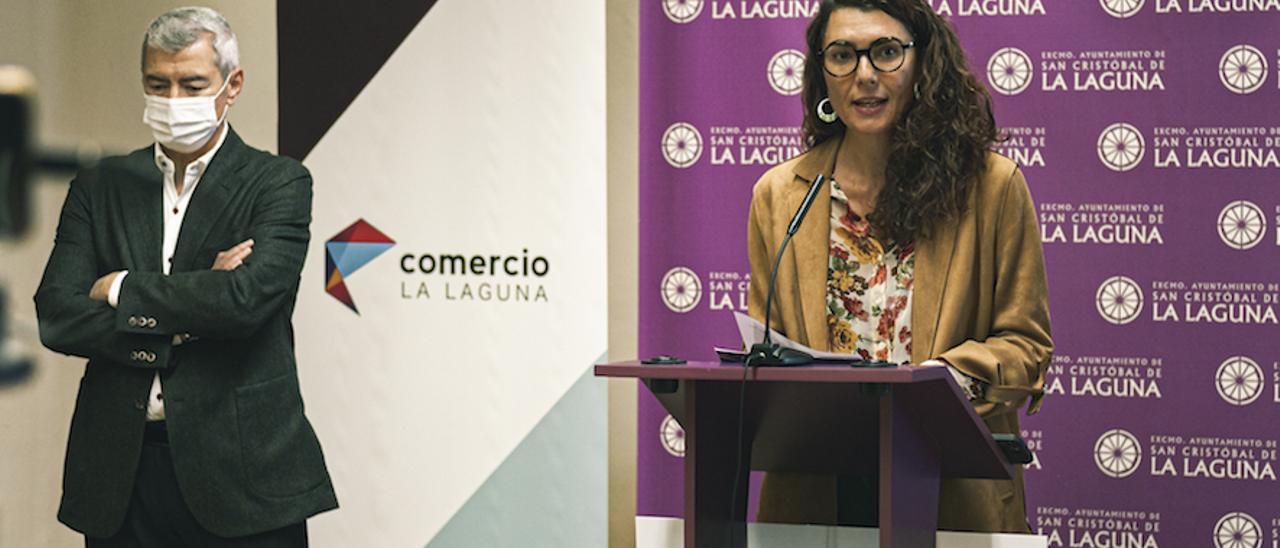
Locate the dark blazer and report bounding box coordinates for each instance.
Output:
[34,128,338,538]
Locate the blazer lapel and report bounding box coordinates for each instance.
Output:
[911,206,960,363]
[170,128,247,273]
[787,138,840,351]
[118,150,165,272]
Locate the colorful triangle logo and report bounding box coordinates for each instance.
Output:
[325,219,395,314]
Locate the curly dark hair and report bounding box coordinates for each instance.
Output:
[801,0,999,245]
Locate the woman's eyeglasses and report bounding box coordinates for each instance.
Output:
[818,37,915,76]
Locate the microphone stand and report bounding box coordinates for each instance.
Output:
[727,173,830,543]
[745,174,828,367]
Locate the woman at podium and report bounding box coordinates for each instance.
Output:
[745,0,1053,534]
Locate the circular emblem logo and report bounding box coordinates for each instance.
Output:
[661,122,703,169]
[1099,0,1145,18]
[660,266,702,313]
[1217,200,1267,250]
[662,0,704,23]
[1097,123,1145,172]
[660,414,686,457]
[1214,512,1262,548]
[1096,276,1144,325]
[986,47,1033,96]
[1094,429,1141,478]
[1219,45,1268,95]
[767,49,806,96]
[1216,356,1264,406]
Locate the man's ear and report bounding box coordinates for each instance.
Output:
[224,68,245,106]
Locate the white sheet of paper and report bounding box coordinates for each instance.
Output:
[732,311,867,361]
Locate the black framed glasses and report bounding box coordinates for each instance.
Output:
[818,37,915,76]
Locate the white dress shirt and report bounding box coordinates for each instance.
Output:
[108,125,229,421]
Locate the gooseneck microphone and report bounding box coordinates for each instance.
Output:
[747,173,827,367]
[727,173,829,543]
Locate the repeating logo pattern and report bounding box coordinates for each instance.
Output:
[660,266,702,313]
[767,49,806,96]
[1216,356,1265,406]
[1099,0,1145,18]
[662,0,703,23]
[1213,512,1262,548]
[1094,429,1142,478]
[661,122,703,168]
[1217,201,1267,250]
[1096,276,1144,325]
[1219,45,1268,95]
[987,47,1033,96]
[659,414,686,457]
[1097,123,1145,172]
[638,0,1280,533]
[325,219,396,314]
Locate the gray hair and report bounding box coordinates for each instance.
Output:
[140,7,240,78]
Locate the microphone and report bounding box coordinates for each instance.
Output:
[747,174,826,367]
[727,173,829,540]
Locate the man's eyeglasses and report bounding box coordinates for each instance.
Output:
[818,37,915,76]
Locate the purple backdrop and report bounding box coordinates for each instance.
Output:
[638,0,1280,545]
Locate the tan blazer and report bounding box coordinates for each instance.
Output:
[746,138,1053,533]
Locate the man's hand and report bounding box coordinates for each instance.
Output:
[89,271,123,302]
[212,239,254,271]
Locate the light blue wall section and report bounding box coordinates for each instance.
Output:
[425,365,607,547]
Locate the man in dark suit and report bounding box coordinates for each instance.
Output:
[34,7,336,547]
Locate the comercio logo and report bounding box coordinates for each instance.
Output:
[325,219,396,314]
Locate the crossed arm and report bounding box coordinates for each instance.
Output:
[87,239,254,302]
[35,170,313,368]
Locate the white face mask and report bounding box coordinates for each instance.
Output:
[142,75,231,153]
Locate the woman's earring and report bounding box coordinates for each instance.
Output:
[913,83,921,100]
[816,97,838,123]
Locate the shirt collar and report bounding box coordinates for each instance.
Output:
[152,122,230,178]
[829,175,848,204]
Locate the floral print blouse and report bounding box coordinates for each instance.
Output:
[825,178,987,400]
[825,179,915,363]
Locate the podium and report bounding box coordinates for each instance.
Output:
[596,361,1015,548]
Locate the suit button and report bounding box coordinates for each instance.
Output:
[146,318,157,328]
[134,399,145,410]
[147,352,157,363]
[130,350,140,361]
[128,317,139,327]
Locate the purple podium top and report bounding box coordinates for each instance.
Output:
[595,360,953,383]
